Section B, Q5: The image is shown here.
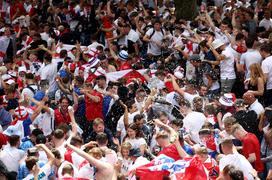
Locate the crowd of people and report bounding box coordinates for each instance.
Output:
[0,0,272,179]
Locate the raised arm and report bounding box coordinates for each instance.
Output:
[68,106,79,135]
[66,143,111,170]
[82,89,101,103]
[108,41,119,61]
[120,101,129,130]
[107,0,115,18]
[204,11,216,31]
[36,144,55,164]
[169,74,185,96]
[154,119,188,158]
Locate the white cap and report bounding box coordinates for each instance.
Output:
[211,39,225,49]
[6,79,15,85]
[18,66,27,73]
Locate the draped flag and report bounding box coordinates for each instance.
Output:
[136,155,209,180]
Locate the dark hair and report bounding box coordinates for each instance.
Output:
[235,33,245,41]
[36,134,46,144]
[52,129,65,139]
[223,165,244,180]
[59,96,71,105]
[245,38,255,48]
[136,88,146,94]
[56,124,70,135]
[98,54,107,61]
[75,76,84,85]
[9,135,20,147]
[133,114,145,122]
[199,40,208,48]
[31,128,44,137]
[25,73,35,80]
[51,148,62,160]
[246,11,254,19]
[170,119,183,128]
[59,50,68,58]
[70,135,83,146]
[265,106,272,128]
[127,123,144,138]
[126,100,136,110]
[96,75,106,81]
[43,52,52,62]
[221,19,231,27]
[40,79,49,87]
[96,133,108,145]
[260,43,272,54]
[204,104,216,115]
[25,156,38,171]
[179,99,191,108]
[61,164,74,176]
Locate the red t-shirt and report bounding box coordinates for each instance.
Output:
[10,3,26,19]
[0,133,8,149]
[54,108,71,126]
[119,61,132,71]
[158,144,181,161]
[242,133,264,172]
[85,90,103,121]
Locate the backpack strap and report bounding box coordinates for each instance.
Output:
[26,85,37,95]
[149,28,164,39]
[149,28,156,39]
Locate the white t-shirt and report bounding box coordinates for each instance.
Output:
[183,92,199,106]
[125,137,146,150]
[249,99,264,118]
[56,143,67,159]
[215,27,230,45]
[23,163,52,180]
[135,98,145,112]
[183,111,206,144]
[117,111,140,142]
[87,42,104,51]
[52,57,64,66]
[146,28,164,56]
[203,74,220,91]
[219,153,254,180]
[261,56,272,90]
[30,61,43,76]
[240,49,262,79]
[70,152,86,169]
[166,92,181,108]
[259,18,272,31]
[39,63,58,93]
[0,146,25,172]
[21,84,39,103]
[33,108,54,136]
[40,32,50,42]
[57,161,79,179]
[220,47,236,79]
[127,29,140,43]
[77,162,95,179]
[120,157,133,175]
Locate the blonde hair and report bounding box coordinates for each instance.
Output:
[121,142,132,151]
[195,146,208,155]
[88,147,103,158]
[249,63,266,86]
